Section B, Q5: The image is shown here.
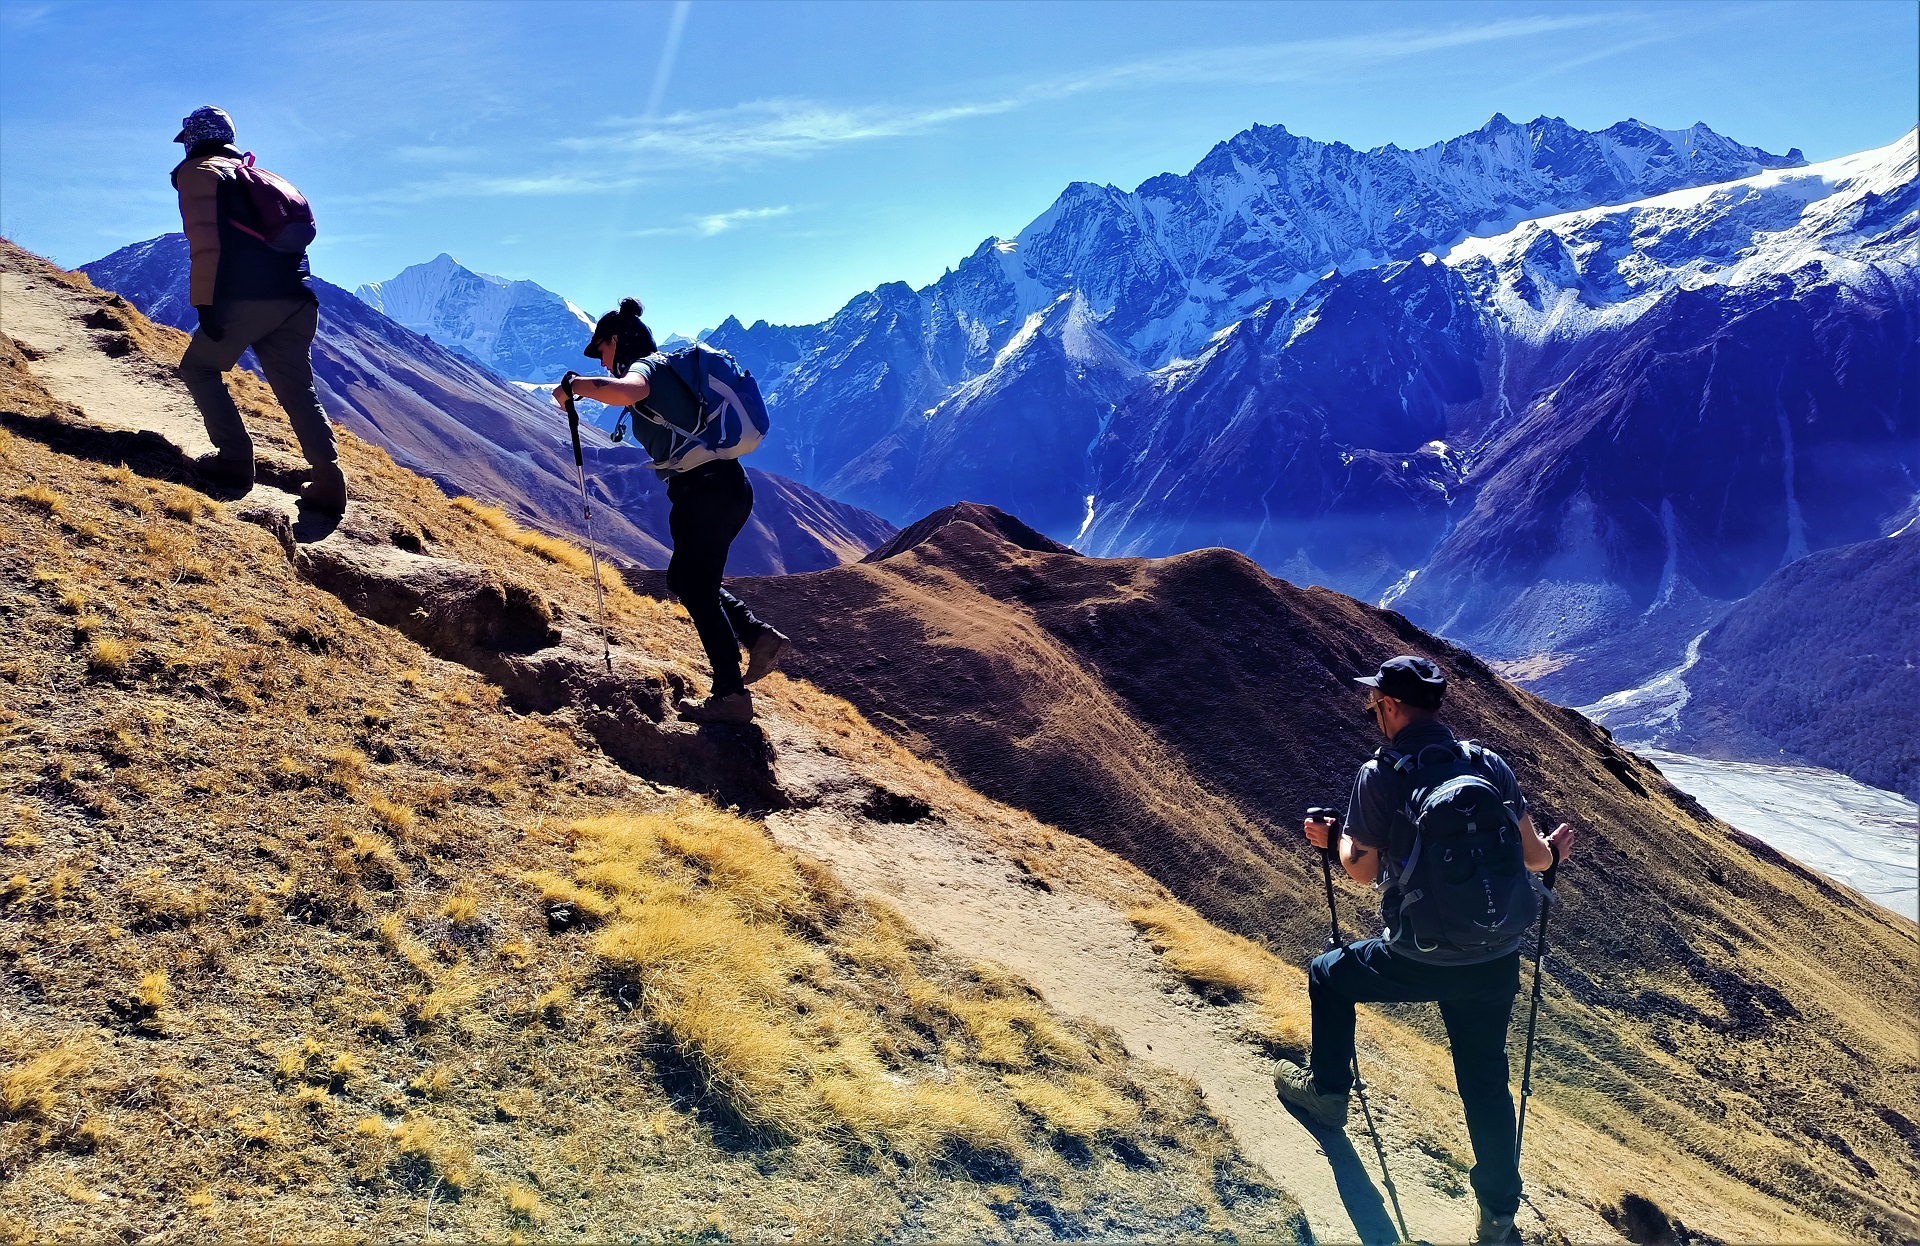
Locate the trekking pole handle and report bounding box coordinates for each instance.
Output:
[1543,829,1565,890]
[559,371,585,469]
[1306,807,1341,855]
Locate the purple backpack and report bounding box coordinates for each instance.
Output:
[228,153,316,254]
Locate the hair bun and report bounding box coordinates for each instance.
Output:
[619,297,644,318]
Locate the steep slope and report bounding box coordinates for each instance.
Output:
[76,235,894,574]
[1080,257,1483,599]
[355,253,594,383]
[829,293,1141,534]
[720,501,1920,1242]
[1392,133,1920,699]
[1405,264,1918,703]
[1649,533,1920,799]
[0,239,1315,1243]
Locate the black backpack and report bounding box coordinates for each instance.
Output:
[1380,741,1540,955]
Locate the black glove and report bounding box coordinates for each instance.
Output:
[194,305,224,342]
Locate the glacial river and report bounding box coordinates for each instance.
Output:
[1637,750,1918,923]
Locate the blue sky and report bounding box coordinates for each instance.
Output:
[2,1,1914,337]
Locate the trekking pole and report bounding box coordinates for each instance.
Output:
[1305,808,1411,1243]
[559,373,614,674]
[1307,807,1344,951]
[1515,842,1563,1162]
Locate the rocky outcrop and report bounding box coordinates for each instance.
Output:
[234,493,782,808]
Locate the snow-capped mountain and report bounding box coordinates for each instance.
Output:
[356,253,594,383]
[968,113,1804,367]
[1396,133,1919,698]
[750,115,1802,527]
[80,235,895,575]
[1443,133,1919,344]
[1076,132,1917,705]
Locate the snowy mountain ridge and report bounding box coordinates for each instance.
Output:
[1444,130,1919,345]
[936,112,1806,369]
[356,253,594,383]
[721,114,1803,522]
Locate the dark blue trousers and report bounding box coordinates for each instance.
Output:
[1308,937,1523,1215]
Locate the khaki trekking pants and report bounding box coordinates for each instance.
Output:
[178,296,338,471]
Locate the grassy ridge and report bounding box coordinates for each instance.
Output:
[0,254,1301,1241]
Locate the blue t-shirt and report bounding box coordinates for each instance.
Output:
[1345,721,1530,965]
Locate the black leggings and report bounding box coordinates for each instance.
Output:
[665,460,769,698]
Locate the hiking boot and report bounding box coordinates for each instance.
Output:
[1272,1059,1348,1128]
[1475,1206,1518,1243]
[193,451,253,490]
[298,462,347,515]
[742,628,791,685]
[676,691,754,725]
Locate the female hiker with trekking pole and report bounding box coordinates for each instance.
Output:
[553,298,789,725]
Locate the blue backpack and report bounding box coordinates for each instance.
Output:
[1380,740,1541,956]
[613,343,768,473]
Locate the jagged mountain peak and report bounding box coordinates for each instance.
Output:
[355,254,592,383]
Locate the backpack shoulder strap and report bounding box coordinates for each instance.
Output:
[1375,746,1414,776]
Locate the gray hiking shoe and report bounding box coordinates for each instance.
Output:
[1272,1059,1348,1128]
[298,462,348,515]
[1475,1205,1518,1243]
[676,691,754,725]
[742,628,790,685]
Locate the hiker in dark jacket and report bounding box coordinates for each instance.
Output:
[171,105,346,513]
[1273,655,1575,1244]
[553,299,788,725]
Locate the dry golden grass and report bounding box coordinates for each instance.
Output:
[558,803,1152,1164]
[1128,901,1311,1054]
[0,269,1300,1242]
[9,483,63,518]
[1,1041,89,1121]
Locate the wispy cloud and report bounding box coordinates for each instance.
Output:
[372,12,1628,202]
[575,13,1620,167]
[0,3,54,30]
[630,205,795,237]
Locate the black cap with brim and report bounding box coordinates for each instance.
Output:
[1355,655,1446,709]
[585,307,622,358]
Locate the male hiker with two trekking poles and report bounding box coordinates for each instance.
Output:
[1274,655,1575,1245]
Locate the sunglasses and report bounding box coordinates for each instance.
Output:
[1363,694,1387,718]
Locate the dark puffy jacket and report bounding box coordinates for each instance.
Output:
[171,140,311,305]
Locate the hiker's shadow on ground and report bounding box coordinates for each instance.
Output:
[1281,1105,1405,1246]
[288,505,341,544]
[3,411,197,481]
[3,409,343,540]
